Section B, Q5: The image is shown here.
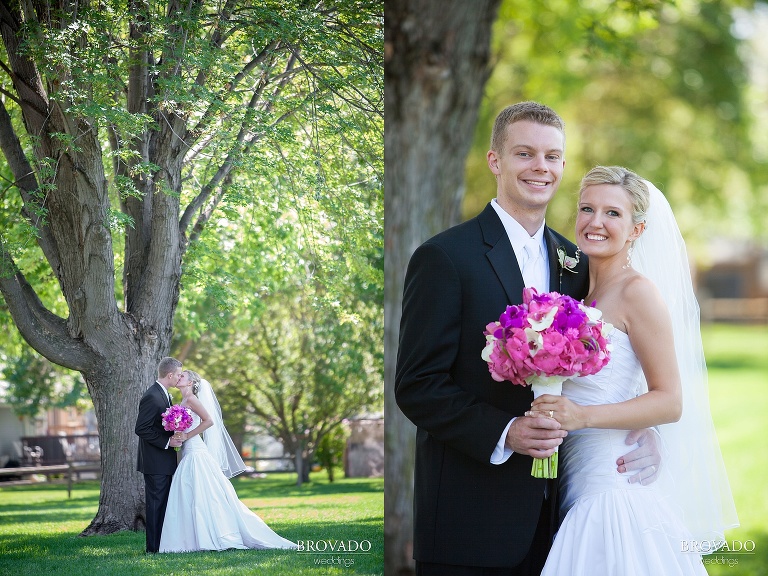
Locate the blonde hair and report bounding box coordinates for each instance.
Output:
[183,370,202,396]
[490,101,565,155]
[579,166,649,225]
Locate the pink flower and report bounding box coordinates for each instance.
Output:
[162,404,193,432]
[481,288,612,386]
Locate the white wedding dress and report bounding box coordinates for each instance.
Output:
[159,411,297,552]
[541,329,707,575]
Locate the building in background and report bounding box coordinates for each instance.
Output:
[697,239,768,323]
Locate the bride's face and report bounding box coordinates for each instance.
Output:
[576,184,643,261]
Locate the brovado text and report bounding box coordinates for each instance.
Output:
[296,540,373,553]
[680,540,756,554]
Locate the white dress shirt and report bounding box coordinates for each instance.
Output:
[489,199,550,464]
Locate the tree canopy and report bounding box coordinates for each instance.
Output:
[0,0,382,534]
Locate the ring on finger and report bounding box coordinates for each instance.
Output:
[548,410,554,418]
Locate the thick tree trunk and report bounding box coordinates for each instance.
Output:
[294,448,304,487]
[80,352,159,535]
[75,285,178,534]
[384,1,501,574]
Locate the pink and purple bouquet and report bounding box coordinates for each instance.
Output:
[481,287,613,478]
[162,404,193,451]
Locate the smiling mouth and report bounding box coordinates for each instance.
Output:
[523,179,551,188]
[586,233,607,241]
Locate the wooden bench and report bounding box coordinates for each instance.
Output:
[0,463,101,497]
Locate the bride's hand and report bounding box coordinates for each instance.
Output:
[528,394,586,431]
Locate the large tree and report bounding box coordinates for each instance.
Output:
[384,1,501,573]
[0,0,381,535]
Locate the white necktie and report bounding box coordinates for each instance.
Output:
[521,237,543,290]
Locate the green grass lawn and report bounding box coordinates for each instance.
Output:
[0,324,764,575]
[701,323,768,576]
[0,472,383,576]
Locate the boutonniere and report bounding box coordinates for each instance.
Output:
[557,246,581,274]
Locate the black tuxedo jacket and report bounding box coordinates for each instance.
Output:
[395,203,589,568]
[135,382,177,476]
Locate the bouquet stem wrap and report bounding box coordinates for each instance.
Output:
[529,376,566,478]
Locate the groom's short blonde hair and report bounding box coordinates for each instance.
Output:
[158,357,182,379]
[491,101,565,155]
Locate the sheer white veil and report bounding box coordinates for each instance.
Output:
[633,180,738,548]
[197,378,247,478]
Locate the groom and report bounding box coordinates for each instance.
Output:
[135,356,184,554]
[395,102,660,575]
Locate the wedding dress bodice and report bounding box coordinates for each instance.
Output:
[180,410,207,456]
[558,329,647,513]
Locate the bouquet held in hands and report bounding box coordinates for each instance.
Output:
[482,287,613,478]
[162,404,193,451]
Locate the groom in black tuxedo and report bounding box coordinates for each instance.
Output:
[135,356,184,553]
[395,102,659,575]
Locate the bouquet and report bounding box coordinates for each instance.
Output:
[481,287,613,478]
[162,404,193,452]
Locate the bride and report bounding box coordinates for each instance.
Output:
[530,166,738,575]
[159,370,297,552]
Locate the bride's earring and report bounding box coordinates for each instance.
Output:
[623,244,634,269]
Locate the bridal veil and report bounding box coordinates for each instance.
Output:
[632,180,739,549]
[197,378,248,478]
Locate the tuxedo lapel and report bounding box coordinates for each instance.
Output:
[156,382,170,407]
[479,205,526,304]
[545,227,562,293]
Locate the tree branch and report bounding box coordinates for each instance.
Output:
[0,98,63,280]
[186,39,283,141]
[0,239,97,372]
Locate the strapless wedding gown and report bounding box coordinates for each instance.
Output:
[541,329,707,575]
[159,412,297,552]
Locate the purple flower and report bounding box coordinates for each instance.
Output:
[162,404,193,432]
[500,305,527,330]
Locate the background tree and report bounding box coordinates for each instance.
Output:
[184,281,383,486]
[0,0,381,536]
[1,348,89,418]
[171,103,383,486]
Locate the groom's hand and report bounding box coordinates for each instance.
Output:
[169,437,183,448]
[617,428,661,485]
[505,415,567,458]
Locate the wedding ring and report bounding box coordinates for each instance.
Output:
[548,410,554,418]
[650,465,656,474]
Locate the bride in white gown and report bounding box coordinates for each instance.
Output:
[530,167,737,575]
[159,370,297,553]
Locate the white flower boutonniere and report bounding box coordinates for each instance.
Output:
[557,246,581,274]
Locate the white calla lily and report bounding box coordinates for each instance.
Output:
[528,307,557,331]
[524,328,543,357]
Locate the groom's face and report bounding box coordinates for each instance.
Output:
[488,120,565,215]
